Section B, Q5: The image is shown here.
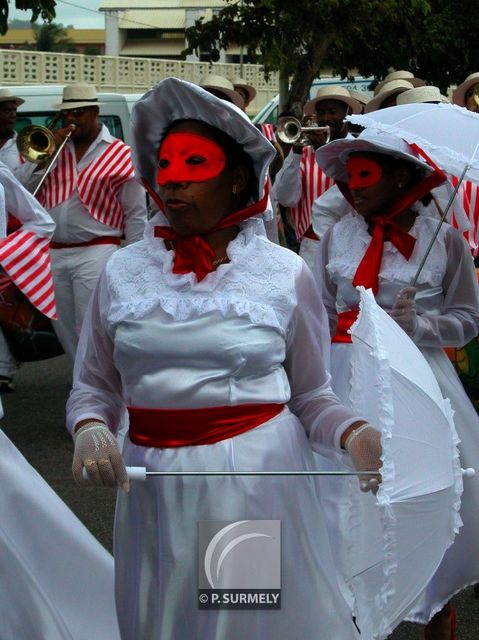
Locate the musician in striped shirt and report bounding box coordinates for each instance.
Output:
[18,83,147,362]
[272,86,361,269]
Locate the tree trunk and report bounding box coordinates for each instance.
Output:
[286,33,334,117]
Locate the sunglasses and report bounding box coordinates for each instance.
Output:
[60,107,95,116]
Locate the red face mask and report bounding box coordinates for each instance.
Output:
[346,156,383,189]
[157,132,226,186]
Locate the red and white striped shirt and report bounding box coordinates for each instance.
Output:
[450,177,479,255]
[258,123,276,142]
[37,139,134,231]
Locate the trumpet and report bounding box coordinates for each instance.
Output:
[16,112,74,197]
[276,117,330,146]
[16,112,64,164]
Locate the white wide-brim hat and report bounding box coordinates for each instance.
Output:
[374,70,425,95]
[396,86,450,105]
[348,89,371,107]
[364,80,415,113]
[315,128,433,183]
[199,74,245,110]
[55,82,104,110]
[452,72,479,107]
[232,76,257,102]
[130,77,275,202]
[303,85,362,115]
[0,88,25,107]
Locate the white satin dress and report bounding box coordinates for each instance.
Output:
[315,211,479,623]
[66,215,364,640]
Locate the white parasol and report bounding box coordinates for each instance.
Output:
[347,102,479,184]
[348,102,479,280]
[345,287,465,640]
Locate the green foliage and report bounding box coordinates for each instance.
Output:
[0,0,56,36]
[34,22,75,53]
[184,0,479,110]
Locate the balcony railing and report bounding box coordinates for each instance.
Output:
[0,49,279,114]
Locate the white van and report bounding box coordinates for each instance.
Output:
[7,85,133,145]
[253,76,374,124]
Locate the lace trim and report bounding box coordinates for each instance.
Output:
[348,288,398,639]
[348,107,479,177]
[347,288,464,635]
[105,219,302,334]
[327,213,447,287]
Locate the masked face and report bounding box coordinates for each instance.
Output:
[346,153,408,219]
[157,132,226,186]
[156,121,249,236]
[346,156,383,189]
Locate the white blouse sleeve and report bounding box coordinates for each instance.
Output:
[66,269,125,435]
[311,226,339,338]
[271,151,302,208]
[284,262,363,452]
[411,226,479,348]
[311,185,353,239]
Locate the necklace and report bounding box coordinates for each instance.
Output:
[212,255,229,267]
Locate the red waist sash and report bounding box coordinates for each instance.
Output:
[332,309,359,343]
[127,403,285,448]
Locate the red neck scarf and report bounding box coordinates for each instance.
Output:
[338,148,446,294]
[145,179,269,282]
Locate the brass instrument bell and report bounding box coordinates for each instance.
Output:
[16,111,63,164]
[276,116,331,146]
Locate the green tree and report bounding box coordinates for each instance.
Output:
[0,0,56,36]
[184,0,479,113]
[34,22,76,53]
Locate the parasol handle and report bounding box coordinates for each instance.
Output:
[82,466,381,481]
[83,466,475,481]
[411,163,469,288]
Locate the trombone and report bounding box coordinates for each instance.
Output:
[16,112,74,196]
[276,117,330,146]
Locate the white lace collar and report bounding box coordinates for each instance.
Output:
[327,211,448,287]
[139,213,266,293]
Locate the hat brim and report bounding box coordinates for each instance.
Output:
[54,100,104,110]
[364,87,412,114]
[0,96,25,107]
[452,75,479,107]
[234,83,257,102]
[199,85,245,110]
[315,134,433,183]
[303,93,362,116]
[375,76,425,94]
[130,78,275,202]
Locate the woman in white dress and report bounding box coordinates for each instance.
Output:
[314,129,479,640]
[65,78,383,640]
[0,166,120,640]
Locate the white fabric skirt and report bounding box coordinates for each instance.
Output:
[328,343,479,624]
[114,408,360,640]
[0,429,120,640]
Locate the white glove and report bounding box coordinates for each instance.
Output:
[344,424,382,493]
[72,422,129,492]
[390,286,418,335]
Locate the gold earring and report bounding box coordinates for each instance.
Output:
[232,185,238,195]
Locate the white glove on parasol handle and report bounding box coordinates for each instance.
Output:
[72,422,129,492]
[390,286,418,335]
[345,424,382,493]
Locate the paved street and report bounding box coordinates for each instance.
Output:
[2,355,478,639]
